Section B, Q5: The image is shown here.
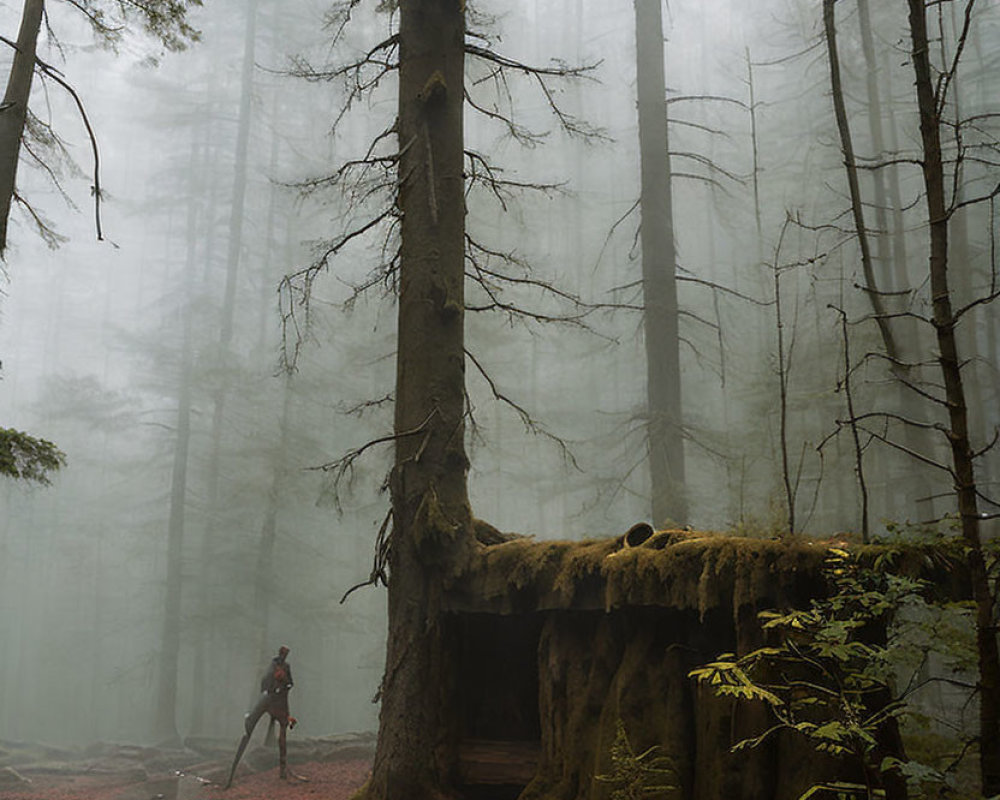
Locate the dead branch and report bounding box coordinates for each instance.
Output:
[286,34,399,83]
[853,157,925,171]
[855,423,956,477]
[12,191,67,249]
[464,43,607,141]
[463,87,545,146]
[972,428,1000,460]
[829,303,870,539]
[465,233,638,328]
[341,507,392,603]
[464,347,580,469]
[671,171,736,195]
[342,393,394,418]
[950,181,1000,215]
[591,198,640,274]
[665,93,747,109]
[676,274,773,305]
[849,410,948,434]
[314,408,438,515]
[464,149,565,210]
[954,287,1000,322]
[860,351,944,371]
[669,117,731,138]
[279,206,396,371]
[0,36,104,243]
[670,150,748,183]
[935,0,976,116]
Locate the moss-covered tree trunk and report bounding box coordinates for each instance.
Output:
[634,0,686,526]
[364,1,473,798]
[905,1,1000,794]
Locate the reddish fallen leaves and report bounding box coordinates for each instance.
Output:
[0,758,371,800]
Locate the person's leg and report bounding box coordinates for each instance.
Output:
[278,721,288,779]
[225,695,269,789]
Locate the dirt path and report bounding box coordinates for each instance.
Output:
[0,758,370,800]
[0,736,372,800]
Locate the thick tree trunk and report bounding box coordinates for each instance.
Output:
[634,0,686,527]
[365,1,472,798]
[905,2,1000,794]
[0,0,44,256]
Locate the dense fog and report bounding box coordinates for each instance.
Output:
[1,0,997,748]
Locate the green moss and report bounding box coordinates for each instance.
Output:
[413,486,470,566]
[449,529,968,617]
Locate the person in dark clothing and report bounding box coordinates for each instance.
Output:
[224,645,299,788]
[260,646,295,748]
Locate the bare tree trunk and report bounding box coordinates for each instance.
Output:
[634,0,686,526]
[773,245,795,535]
[0,0,43,255]
[365,1,473,797]
[906,1,1000,793]
[855,0,891,282]
[823,0,897,361]
[826,0,942,530]
[189,0,259,734]
[153,199,198,745]
[252,375,292,668]
[832,307,870,542]
[745,47,763,256]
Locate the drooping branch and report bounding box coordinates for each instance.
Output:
[464,346,579,469]
[279,206,396,371]
[464,148,565,210]
[313,408,438,515]
[340,508,392,603]
[464,43,606,141]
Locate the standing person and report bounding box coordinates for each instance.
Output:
[224,645,298,788]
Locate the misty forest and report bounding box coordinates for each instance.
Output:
[2,0,1000,798]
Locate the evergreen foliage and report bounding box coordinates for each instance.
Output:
[0,427,65,483]
[62,0,203,51]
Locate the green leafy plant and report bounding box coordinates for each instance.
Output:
[595,719,676,800]
[690,548,967,799]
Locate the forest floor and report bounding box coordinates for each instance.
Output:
[0,733,373,800]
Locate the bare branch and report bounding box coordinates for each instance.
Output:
[464,149,564,210]
[280,207,396,371]
[465,347,580,469]
[12,192,67,249]
[857,424,956,477]
[935,0,976,115]
[464,43,607,141]
[675,274,773,306]
[314,408,438,515]
[670,149,748,183]
[665,93,747,109]
[341,508,392,602]
[0,37,105,243]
